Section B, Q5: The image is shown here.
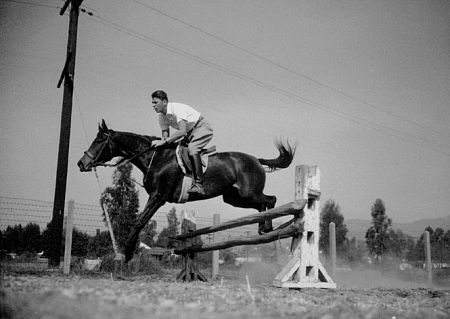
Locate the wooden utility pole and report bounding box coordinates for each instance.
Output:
[49,0,84,267]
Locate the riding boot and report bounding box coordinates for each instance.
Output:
[188,153,205,195]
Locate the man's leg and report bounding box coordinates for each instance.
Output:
[188,153,205,195]
[187,122,213,196]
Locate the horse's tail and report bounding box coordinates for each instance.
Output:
[258,139,296,172]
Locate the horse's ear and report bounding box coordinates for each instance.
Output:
[101,119,108,132]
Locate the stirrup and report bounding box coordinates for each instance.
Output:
[188,183,205,195]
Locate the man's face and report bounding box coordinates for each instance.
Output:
[152,97,167,114]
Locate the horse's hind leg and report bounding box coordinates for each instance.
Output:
[258,194,276,234]
[222,188,276,234]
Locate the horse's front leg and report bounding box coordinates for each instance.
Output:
[124,196,165,262]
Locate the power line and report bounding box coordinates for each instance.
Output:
[4,0,449,162]
[73,88,91,147]
[1,0,61,9]
[5,0,442,164]
[0,4,432,182]
[130,0,444,137]
[84,12,450,159]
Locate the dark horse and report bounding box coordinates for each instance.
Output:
[78,120,295,262]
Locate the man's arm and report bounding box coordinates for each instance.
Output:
[153,120,187,147]
[165,120,187,143]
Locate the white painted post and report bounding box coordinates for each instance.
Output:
[273,165,336,288]
[329,222,336,279]
[63,200,74,275]
[425,231,432,287]
[212,213,220,278]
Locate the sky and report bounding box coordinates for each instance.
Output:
[1,0,449,225]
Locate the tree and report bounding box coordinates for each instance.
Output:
[319,199,348,254]
[365,199,392,261]
[432,227,446,264]
[156,207,179,249]
[41,221,58,258]
[87,231,113,258]
[409,226,433,262]
[384,229,415,259]
[101,162,139,251]
[444,230,450,261]
[2,225,24,254]
[343,237,366,264]
[22,223,42,253]
[70,227,90,257]
[140,220,158,247]
[412,227,450,264]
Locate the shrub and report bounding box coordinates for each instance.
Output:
[100,251,163,276]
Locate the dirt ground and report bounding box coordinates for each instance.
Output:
[1,265,449,319]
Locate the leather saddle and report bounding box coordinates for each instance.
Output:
[176,145,217,176]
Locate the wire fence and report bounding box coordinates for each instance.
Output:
[0,196,173,235]
[0,196,260,239]
[0,197,55,231]
[1,196,427,242]
[0,196,433,246]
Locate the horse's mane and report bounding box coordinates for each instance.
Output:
[113,130,178,149]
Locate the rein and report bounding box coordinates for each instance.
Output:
[143,148,158,185]
[100,145,154,168]
[91,134,158,188]
[94,132,155,168]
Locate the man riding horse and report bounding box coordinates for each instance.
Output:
[150,90,213,196]
[78,101,295,261]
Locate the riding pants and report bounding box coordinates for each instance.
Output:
[187,117,213,155]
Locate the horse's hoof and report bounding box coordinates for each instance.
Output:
[125,254,133,263]
[258,225,273,234]
[124,247,134,263]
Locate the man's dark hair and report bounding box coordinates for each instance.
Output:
[151,90,168,101]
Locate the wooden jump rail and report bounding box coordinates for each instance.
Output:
[176,165,336,289]
[174,221,303,254]
[175,200,306,240]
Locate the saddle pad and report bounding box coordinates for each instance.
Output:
[175,145,216,175]
[178,176,192,203]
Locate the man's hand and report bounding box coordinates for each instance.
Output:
[152,139,167,148]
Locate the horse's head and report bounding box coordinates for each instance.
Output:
[78,120,120,172]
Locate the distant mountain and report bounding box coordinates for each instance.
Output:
[345,216,450,240]
[345,219,370,240]
[393,216,450,238]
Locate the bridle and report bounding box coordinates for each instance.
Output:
[85,131,155,169]
[83,132,114,168]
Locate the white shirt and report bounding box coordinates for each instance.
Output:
[158,102,201,132]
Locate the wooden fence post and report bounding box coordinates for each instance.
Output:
[212,213,220,278]
[176,209,207,282]
[329,222,336,279]
[424,231,432,287]
[273,165,336,288]
[63,199,74,275]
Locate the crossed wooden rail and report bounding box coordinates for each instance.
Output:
[174,200,306,254]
